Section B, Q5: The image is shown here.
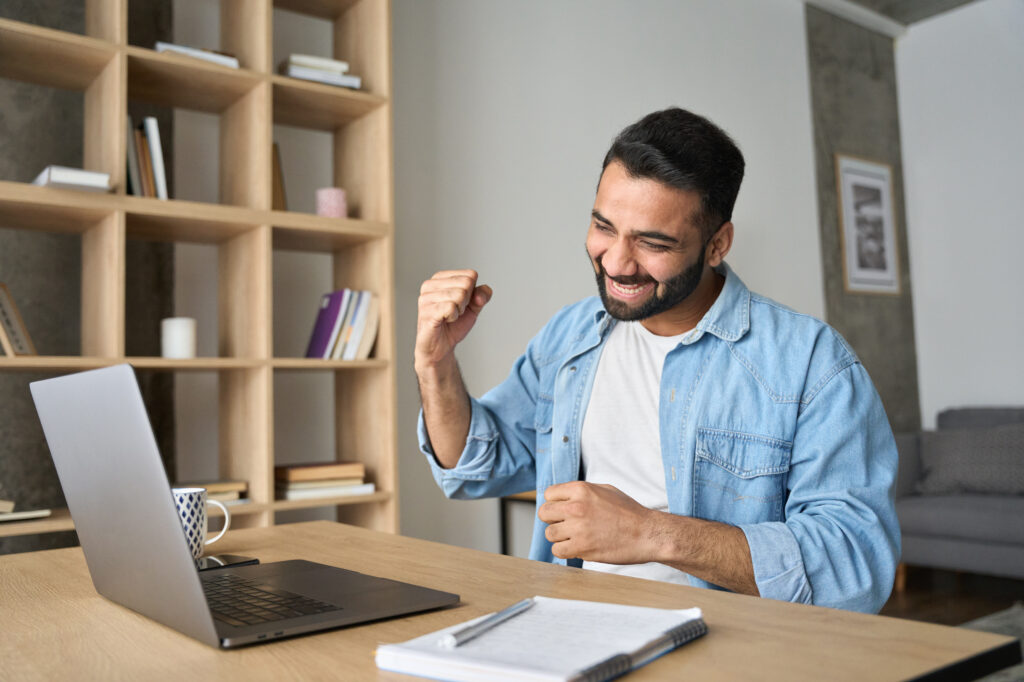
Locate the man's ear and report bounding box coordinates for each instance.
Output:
[706,222,734,267]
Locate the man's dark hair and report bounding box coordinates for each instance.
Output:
[602,107,745,239]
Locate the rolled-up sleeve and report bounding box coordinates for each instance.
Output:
[418,343,544,500]
[741,362,901,613]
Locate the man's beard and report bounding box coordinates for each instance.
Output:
[594,248,706,322]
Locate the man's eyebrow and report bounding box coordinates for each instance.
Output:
[592,210,680,245]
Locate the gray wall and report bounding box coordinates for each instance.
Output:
[0,1,175,554]
[805,6,922,433]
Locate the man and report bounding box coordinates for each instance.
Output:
[414,108,900,613]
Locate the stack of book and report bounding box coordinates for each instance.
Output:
[176,480,249,505]
[155,41,239,69]
[32,165,111,193]
[275,462,374,501]
[279,53,361,90]
[126,115,168,199]
[304,289,381,360]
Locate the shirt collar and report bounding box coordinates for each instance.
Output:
[591,261,751,342]
[695,261,751,342]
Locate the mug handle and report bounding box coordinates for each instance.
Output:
[204,499,231,546]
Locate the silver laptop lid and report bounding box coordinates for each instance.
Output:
[30,364,219,647]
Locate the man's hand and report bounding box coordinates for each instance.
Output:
[415,270,491,469]
[415,269,492,373]
[538,482,657,564]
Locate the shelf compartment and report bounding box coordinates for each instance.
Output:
[0,19,117,92]
[0,357,266,371]
[272,214,387,251]
[272,358,387,370]
[125,201,263,244]
[0,182,113,234]
[274,0,362,20]
[126,47,263,114]
[0,492,391,538]
[0,508,74,538]
[272,75,385,131]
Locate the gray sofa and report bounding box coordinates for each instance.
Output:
[895,407,1024,580]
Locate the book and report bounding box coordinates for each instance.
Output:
[126,115,142,196]
[144,114,167,197]
[32,165,111,193]
[286,54,350,73]
[175,480,248,494]
[272,142,287,211]
[143,117,168,199]
[274,461,365,482]
[342,291,374,361]
[0,499,14,513]
[282,64,361,90]
[353,293,381,360]
[376,597,707,682]
[276,482,375,501]
[0,283,37,356]
[0,509,52,523]
[304,289,350,359]
[208,490,241,502]
[156,41,240,69]
[275,477,363,490]
[134,128,153,197]
[330,289,363,360]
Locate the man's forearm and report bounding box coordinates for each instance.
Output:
[649,512,760,596]
[416,355,472,469]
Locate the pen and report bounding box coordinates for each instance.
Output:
[438,597,535,648]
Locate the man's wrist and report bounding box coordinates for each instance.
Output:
[645,510,693,566]
[414,354,459,387]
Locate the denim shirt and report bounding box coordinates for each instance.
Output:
[419,263,900,613]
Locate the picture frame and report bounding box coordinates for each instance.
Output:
[835,155,901,295]
[0,283,37,356]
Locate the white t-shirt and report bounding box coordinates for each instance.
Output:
[580,320,698,584]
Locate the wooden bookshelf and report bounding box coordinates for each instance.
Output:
[0,0,397,538]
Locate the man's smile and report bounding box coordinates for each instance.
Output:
[606,276,655,300]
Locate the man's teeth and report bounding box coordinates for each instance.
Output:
[611,280,648,294]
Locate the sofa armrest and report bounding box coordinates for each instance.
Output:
[893,432,921,499]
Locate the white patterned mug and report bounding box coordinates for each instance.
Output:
[172,487,231,560]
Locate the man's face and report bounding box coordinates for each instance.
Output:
[586,161,710,323]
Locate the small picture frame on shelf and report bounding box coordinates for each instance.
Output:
[0,283,37,356]
[835,155,901,295]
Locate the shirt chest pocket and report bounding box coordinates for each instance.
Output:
[533,396,554,456]
[693,428,792,526]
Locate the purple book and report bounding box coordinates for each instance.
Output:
[304,290,348,358]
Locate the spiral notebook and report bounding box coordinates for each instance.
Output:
[375,596,707,682]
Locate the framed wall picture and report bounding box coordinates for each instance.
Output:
[835,155,900,294]
[0,283,37,356]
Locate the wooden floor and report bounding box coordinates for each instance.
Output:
[881,566,1024,626]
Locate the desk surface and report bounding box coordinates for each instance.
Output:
[0,521,1019,681]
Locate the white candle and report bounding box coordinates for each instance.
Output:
[161,317,197,358]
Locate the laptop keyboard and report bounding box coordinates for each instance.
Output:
[202,573,342,628]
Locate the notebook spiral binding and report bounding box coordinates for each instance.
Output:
[573,617,708,682]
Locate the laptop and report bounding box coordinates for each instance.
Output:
[30,364,459,648]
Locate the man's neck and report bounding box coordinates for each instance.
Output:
[639,268,725,337]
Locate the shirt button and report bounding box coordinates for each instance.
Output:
[569,366,577,372]
[562,436,569,443]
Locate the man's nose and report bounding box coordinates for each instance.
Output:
[601,238,638,277]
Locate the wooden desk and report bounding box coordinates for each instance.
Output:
[0,521,1019,681]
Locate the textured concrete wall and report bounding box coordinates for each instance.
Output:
[0,1,174,554]
[805,6,921,433]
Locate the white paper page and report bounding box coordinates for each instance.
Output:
[377,597,702,680]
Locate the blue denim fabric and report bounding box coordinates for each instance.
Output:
[419,263,900,613]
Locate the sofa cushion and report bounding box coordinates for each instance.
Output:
[897,494,1024,545]
[916,423,1024,495]
[937,407,1024,430]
